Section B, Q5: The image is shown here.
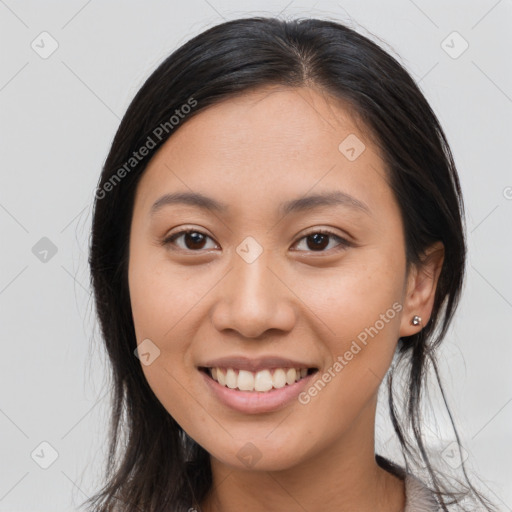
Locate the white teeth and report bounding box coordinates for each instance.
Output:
[225,368,237,389]
[237,370,254,391]
[254,369,273,392]
[208,366,312,392]
[286,368,297,385]
[272,368,287,389]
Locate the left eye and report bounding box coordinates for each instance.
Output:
[292,230,350,252]
[162,229,350,253]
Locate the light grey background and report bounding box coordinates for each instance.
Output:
[1,0,511,510]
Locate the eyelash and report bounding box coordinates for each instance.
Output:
[161,228,352,254]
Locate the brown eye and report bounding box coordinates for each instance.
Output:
[163,230,217,251]
[293,230,351,253]
[305,233,330,251]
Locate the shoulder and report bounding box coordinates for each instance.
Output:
[404,472,440,512]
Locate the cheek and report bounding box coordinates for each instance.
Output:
[294,252,404,414]
[128,242,207,342]
[299,249,405,343]
[129,265,201,433]
[128,247,216,420]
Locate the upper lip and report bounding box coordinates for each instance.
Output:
[199,356,318,373]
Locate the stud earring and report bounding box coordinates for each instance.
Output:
[411,315,422,326]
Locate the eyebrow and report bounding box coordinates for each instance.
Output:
[150,190,371,217]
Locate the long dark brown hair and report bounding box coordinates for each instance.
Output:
[85,16,498,511]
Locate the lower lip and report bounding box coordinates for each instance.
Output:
[200,369,316,414]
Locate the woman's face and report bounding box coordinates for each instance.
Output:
[128,85,432,471]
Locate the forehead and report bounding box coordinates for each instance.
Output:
[164,85,373,159]
[134,86,392,217]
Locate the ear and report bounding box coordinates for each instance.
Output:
[399,241,445,337]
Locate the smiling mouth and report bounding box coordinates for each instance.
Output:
[199,366,318,392]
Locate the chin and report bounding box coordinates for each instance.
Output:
[206,436,313,473]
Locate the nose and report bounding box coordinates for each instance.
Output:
[210,250,297,339]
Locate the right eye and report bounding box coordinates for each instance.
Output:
[162,229,219,252]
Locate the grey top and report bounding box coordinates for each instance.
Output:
[403,472,440,512]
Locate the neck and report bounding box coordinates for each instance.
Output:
[199,396,405,512]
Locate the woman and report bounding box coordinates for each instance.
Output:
[86,16,497,512]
